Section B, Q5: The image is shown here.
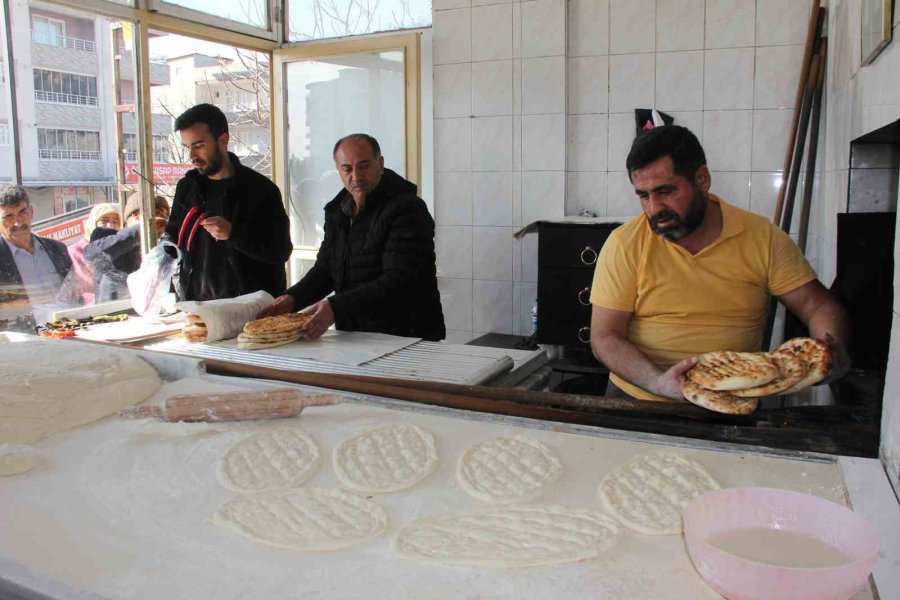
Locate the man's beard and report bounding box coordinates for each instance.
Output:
[195,147,223,176]
[648,189,707,241]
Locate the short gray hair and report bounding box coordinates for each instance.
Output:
[0,185,29,208]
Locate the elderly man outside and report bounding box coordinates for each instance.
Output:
[0,185,74,308]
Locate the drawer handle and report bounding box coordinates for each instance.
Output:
[580,246,598,265]
[577,326,590,343]
[577,287,591,306]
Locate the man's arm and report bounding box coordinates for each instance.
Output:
[777,279,851,380]
[257,213,335,319]
[84,226,140,262]
[590,305,697,400]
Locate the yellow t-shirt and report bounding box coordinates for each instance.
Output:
[590,195,816,401]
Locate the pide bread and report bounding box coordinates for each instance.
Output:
[243,313,313,336]
[181,323,208,342]
[682,337,833,414]
[682,380,759,415]
[775,337,831,394]
[236,312,313,351]
[730,351,807,398]
[686,351,779,391]
[236,334,302,351]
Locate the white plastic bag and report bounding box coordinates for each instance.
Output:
[127,241,180,317]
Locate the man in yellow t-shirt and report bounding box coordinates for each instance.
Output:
[590,125,849,402]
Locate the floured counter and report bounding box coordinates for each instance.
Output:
[0,370,883,600]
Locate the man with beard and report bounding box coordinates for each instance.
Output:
[589,125,849,401]
[163,104,291,301]
[256,134,445,341]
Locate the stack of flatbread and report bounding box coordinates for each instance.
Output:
[237,313,314,351]
[683,337,831,415]
[181,313,208,342]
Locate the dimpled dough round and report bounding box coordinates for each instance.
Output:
[0,339,162,445]
[333,424,439,493]
[598,452,720,535]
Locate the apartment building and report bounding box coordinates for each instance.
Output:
[1,1,171,231]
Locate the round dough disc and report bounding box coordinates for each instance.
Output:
[218,428,321,492]
[457,436,562,503]
[597,452,719,535]
[333,423,438,493]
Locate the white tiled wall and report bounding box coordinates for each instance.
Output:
[824,0,900,495]
[433,0,814,344]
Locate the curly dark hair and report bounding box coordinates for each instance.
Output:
[0,185,30,208]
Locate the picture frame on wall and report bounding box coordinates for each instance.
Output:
[861,0,894,66]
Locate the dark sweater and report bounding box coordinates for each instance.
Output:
[162,153,292,301]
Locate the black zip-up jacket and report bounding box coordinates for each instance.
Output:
[286,169,445,341]
[163,153,292,301]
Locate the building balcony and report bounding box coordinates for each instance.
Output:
[38,149,101,161]
[34,90,98,107]
[31,30,96,53]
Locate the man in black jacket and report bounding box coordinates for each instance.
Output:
[258,134,445,341]
[163,103,292,301]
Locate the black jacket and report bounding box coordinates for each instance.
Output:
[163,153,292,301]
[286,169,445,341]
[84,225,141,303]
[0,235,73,302]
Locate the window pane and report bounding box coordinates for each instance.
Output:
[284,51,405,250]
[147,31,271,194]
[0,10,13,180]
[3,2,143,320]
[288,0,431,42]
[161,0,267,29]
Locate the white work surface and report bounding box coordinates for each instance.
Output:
[0,371,891,600]
[143,337,533,385]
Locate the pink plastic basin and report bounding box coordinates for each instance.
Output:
[683,487,879,600]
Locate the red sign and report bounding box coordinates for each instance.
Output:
[36,217,87,246]
[125,162,192,184]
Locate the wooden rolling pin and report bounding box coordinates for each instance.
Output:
[118,388,343,422]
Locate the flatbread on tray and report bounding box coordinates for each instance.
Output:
[686,351,779,391]
[682,379,759,415]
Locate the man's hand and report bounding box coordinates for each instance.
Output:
[201,216,232,241]
[652,357,699,400]
[302,299,335,340]
[821,332,851,384]
[256,294,295,319]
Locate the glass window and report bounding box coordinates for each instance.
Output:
[146,31,272,197]
[283,50,406,249]
[32,15,66,47]
[0,123,9,146]
[37,128,101,160]
[287,0,431,42]
[161,0,268,29]
[33,69,99,106]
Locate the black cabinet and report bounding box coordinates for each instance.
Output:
[536,222,621,347]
